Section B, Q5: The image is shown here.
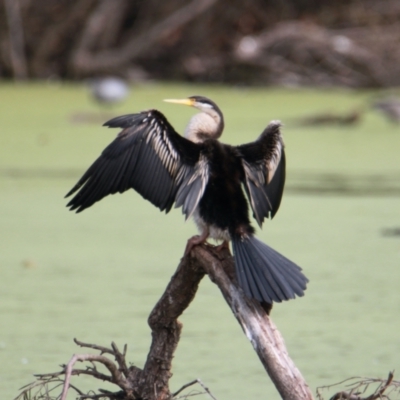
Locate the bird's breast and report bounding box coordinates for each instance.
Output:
[196,141,252,237]
[192,208,230,241]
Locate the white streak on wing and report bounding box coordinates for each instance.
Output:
[257,169,265,185]
[185,154,209,220]
[145,129,152,144]
[164,131,178,160]
[266,140,282,183]
[143,116,181,178]
[242,160,262,224]
[175,165,187,185]
[242,160,261,187]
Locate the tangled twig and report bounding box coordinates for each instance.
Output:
[317,372,398,400]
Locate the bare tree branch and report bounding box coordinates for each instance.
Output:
[71,0,218,74]
[137,248,207,400]
[60,353,132,400]
[190,245,314,400]
[325,372,395,400]
[74,337,116,355]
[15,243,312,400]
[3,0,27,79]
[111,342,130,377]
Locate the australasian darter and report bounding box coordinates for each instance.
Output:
[66,96,308,304]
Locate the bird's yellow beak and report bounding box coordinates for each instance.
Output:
[163,98,195,107]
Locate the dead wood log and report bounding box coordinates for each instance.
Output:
[317,372,397,400]
[135,246,207,400]
[15,243,312,400]
[191,245,313,400]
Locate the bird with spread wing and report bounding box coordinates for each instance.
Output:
[66,96,308,304]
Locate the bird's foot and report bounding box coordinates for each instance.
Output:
[184,235,206,256]
[184,231,209,256]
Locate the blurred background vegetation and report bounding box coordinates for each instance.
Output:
[1,0,400,87]
[1,1,400,400]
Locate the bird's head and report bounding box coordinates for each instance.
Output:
[164,96,224,143]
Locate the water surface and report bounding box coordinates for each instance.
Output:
[1,83,400,399]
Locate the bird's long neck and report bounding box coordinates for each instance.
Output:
[184,110,224,143]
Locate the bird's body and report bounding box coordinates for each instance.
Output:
[66,96,308,304]
[194,140,250,240]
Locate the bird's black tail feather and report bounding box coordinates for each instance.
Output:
[232,235,308,303]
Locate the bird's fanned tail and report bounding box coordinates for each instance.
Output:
[232,236,308,303]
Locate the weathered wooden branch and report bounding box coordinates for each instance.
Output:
[191,245,313,400]
[326,372,395,400]
[134,246,207,400]
[51,243,312,400]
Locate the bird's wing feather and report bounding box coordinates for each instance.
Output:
[66,110,208,217]
[175,154,209,220]
[236,120,285,227]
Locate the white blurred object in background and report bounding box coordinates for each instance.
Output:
[89,77,129,107]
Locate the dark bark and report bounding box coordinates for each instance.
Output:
[191,245,313,400]
[15,243,400,400]
[40,244,312,400]
[136,250,207,400]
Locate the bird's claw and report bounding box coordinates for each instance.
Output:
[184,235,204,256]
[184,230,210,256]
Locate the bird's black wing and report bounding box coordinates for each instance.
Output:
[66,110,209,218]
[236,120,285,227]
